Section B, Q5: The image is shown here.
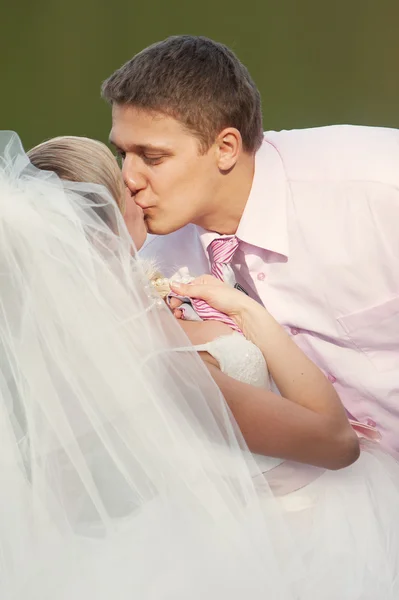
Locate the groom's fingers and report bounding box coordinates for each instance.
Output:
[168,296,183,309]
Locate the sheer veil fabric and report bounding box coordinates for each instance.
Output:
[0,132,302,599]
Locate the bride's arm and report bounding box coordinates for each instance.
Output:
[170,278,360,470]
[206,363,358,470]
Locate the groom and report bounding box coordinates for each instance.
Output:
[102,35,399,453]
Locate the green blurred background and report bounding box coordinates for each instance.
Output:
[2,0,398,150]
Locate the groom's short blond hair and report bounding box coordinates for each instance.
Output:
[101,35,263,154]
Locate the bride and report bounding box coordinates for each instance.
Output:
[14,131,399,599]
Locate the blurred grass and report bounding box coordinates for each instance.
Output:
[1,0,398,149]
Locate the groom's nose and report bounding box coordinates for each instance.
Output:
[122,156,146,195]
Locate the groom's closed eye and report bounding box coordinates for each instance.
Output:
[142,154,165,166]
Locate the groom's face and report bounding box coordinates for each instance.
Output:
[110,104,219,235]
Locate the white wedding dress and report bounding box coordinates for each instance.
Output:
[192,331,399,599]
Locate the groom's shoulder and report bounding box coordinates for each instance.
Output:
[262,124,399,182]
[264,124,398,147]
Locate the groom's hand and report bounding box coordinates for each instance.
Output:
[167,295,184,319]
[168,296,183,310]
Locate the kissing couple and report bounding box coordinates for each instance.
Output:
[1,35,399,599]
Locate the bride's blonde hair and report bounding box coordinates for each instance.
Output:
[28,136,126,213]
[28,136,170,297]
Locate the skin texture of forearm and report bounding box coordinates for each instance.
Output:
[238,301,347,421]
[206,361,359,470]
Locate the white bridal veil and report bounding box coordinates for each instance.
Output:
[0,132,301,599]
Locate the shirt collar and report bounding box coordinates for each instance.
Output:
[197,227,234,253]
[198,139,289,258]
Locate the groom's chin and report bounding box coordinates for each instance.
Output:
[144,217,182,237]
[144,217,159,235]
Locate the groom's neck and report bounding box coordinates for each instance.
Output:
[195,154,255,235]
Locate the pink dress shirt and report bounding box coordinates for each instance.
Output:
[140,125,399,453]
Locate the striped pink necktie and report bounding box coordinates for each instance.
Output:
[190,236,243,333]
[209,236,240,281]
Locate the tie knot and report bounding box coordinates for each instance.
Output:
[208,236,239,267]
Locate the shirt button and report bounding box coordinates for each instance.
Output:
[257,272,266,281]
[290,327,299,335]
[327,373,337,383]
[366,418,377,427]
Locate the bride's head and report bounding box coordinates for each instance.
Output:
[28,136,147,250]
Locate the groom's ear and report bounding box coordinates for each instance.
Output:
[215,128,242,172]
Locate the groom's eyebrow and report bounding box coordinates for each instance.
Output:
[136,143,172,154]
[109,139,172,154]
